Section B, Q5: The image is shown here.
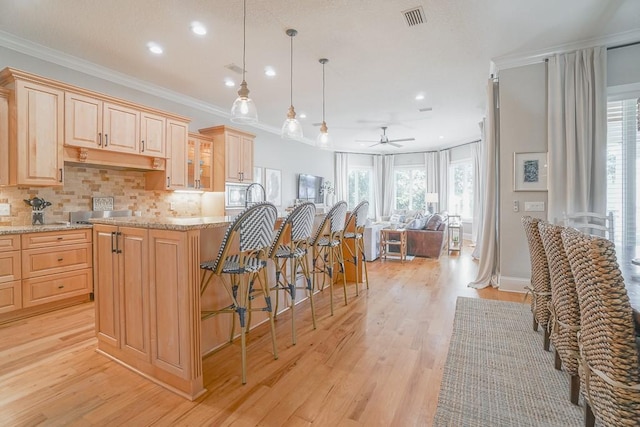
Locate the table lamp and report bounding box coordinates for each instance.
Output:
[426,193,439,214]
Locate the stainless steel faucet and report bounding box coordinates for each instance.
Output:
[245,182,266,207]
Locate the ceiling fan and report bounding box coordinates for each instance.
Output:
[356,126,415,148]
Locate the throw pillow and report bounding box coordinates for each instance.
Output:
[425,214,444,231]
[406,218,423,229]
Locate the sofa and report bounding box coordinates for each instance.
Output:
[382,211,448,258]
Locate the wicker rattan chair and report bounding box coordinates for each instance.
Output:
[521,216,552,350]
[311,201,348,316]
[200,202,279,384]
[268,202,317,345]
[538,221,581,404]
[343,200,370,296]
[561,228,640,426]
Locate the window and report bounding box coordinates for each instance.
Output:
[347,167,373,211]
[394,167,426,211]
[448,159,474,220]
[606,97,639,252]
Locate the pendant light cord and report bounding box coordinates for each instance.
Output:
[290,34,293,106]
[322,61,326,122]
[242,0,247,82]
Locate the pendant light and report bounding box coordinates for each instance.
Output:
[230,0,258,124]
[281,28,303,140]
[316,58,332,147]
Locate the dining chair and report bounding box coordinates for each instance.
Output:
[564,211,614,241]
[199,202,278,384]
[268,202,317,345]
[311,201,348,316]
[342,200,370,296]
[561,228,640,426]
[521,216,552,350]
[538,221,581,404]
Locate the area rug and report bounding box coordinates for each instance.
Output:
[433,297,584,426]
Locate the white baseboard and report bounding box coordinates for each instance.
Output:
[498,276,530,293]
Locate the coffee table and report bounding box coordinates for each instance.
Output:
[380,228,407,262]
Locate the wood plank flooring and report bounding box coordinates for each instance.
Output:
[0,246,524,426]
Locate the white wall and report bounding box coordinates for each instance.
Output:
[0,45,334,209]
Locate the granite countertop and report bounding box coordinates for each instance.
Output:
[89,216,233,231]
[0,223,93,235]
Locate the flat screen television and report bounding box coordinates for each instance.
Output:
[297,173,324,203]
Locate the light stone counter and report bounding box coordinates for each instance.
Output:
[89,215,232,231]
[0,223,93,235]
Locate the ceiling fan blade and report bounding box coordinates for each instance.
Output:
[356,139,379,143]
[388,142,403,148]
[388,138,415,143]
[369,142,382,147]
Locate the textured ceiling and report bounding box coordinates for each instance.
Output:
[1,0,639,153]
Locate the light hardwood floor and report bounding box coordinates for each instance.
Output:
[0,245,524,426]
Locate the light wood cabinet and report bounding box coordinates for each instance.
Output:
[0,280,21,314]
[0,235,21,314]
[187,132,214,191]
[199,125,255,191]
[0,88,9,186]
[65,92,146,156]
[145,119,188,190]
[93,225,150,361]
[2,78,64,186]
[140,112,166,157]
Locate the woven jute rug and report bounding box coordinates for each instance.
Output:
[433,297,584,426]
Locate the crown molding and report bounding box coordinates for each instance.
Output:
[0,30,311,143]
[491,28,640,73]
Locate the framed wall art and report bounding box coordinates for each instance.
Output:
[513,152,548,191]
[265,168,282,206]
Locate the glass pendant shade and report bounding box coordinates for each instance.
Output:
[282,105,303,139]
[316,121,331,147]
[231,81,258,123]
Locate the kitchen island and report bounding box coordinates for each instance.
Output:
[91,215,237,400]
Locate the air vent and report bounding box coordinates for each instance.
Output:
[225,63,245,74]
[419,107,433,112]
[402,6,426,27]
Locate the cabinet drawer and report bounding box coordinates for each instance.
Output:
[23,268,91,307]
[0,235,20,252]
[22,229,92,249]
[22,243,92,278]
[0,251,21,283]
[0,280,22,313]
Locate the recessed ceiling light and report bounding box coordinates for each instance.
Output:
[264,66,276,77]
[191,21,207,36]
[299,113,307,119]
[224,79,235,87]
[147,42,163,55]
[415,93,425,100]
[439,135,444,139]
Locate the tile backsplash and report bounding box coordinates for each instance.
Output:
[0,165,203,226]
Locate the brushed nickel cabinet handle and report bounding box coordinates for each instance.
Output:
[98,132,102,146]
[59,168,64,183]
[58,285,64,289]
[57,257,63,261]
[105,134,109,146]
[141,140,145,152]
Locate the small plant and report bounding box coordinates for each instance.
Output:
[320,180,334,195]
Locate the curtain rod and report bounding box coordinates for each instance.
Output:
[334,139,481,156]
[607,40,640,51]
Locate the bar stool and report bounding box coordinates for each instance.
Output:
[199,202,278,384]
[311,201,348,316]
[343,200,369,296]
[268,202,317,345]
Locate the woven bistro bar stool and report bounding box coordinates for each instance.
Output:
[268,202,317,345]
[521,216,552,350]
[199,202,279,384]
[342,200,370,296]
[311,201,348,316]
[538,221,581,404]
[562,228,640,427]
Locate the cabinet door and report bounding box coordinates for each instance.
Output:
[0,89,9,186]
[187,135,198,190]
[103,102,140,154]
[140,112,165,157]
[199,138,214,191]
[119,227,150,361]
[94,224,120,347]
[0,280,21,314]
[165,120,188,190]
[0,251,20,283]
[15,80,64,186]
[65,92,103,149]
[240,135,254,181]
[225,131,242,182]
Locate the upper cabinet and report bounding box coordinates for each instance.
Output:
[187,132,214,191]
[0,88,9,186]
[199,125,255,191]
[0,70,65,187]
[145,119,188,191]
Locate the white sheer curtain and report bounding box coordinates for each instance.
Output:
[382,154,395,217]
[424,152,438,193]
[470,140,482,246]
[373,155,384,220]
[438,150,449,212]
[547,47,607,223]
[334,152,349,204]
[469,79,499,289]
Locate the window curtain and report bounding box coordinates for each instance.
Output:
[382,154,395,217]
[373,155,384,220]
[438,150,449,212]
[334,152,349,204]
[547,47,607,223]
[424,151,438,189]
[469,79,499,289]
[470,140,482,246]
